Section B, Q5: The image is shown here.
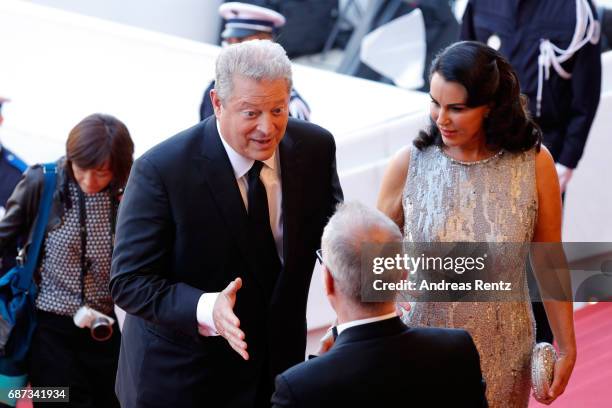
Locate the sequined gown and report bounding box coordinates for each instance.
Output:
[402,146,537,407]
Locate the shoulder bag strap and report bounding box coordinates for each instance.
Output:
[15,162,57,290]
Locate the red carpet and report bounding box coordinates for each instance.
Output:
[14,303,612,407]
[530,302,612,407]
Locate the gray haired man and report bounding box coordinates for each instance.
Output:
[110,40,342,408]
[271,202,487,407]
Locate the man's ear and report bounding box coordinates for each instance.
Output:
[210,89,223,118]
[322,265,335,297]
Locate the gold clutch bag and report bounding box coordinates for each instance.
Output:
[531,342,557,400]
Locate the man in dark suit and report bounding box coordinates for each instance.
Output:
[110,40,342,408]
[271,202,487,408]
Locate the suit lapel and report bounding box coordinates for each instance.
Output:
[195,118,268,290]
[194,119,303,294]
[279,132,304,272]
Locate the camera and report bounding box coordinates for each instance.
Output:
[73,306,115,341]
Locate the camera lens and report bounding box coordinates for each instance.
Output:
[91,317,113,341]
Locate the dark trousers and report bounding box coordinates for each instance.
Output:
[28,310,120,408]
[254,359,275,408]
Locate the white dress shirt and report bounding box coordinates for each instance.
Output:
[336,312,397,336]
[197,122,284,336]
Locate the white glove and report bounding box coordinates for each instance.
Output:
[555,163,574,193]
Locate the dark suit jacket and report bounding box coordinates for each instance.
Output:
[110,116,343,408]
[272,317,488,408]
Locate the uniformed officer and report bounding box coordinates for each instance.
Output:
[461,0,602,345]
[462,0,601,193]
[199,2,311,122]
[0,96,27,275]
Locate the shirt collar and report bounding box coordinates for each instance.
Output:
[336,311,397,336]
[216,120,276,179]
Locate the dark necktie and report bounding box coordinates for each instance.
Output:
[247,161,281,293]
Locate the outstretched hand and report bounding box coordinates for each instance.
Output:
[210,277,249,360]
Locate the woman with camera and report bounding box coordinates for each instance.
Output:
[0,113,134,407]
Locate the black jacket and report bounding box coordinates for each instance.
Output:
[272,317,488,408]
[110,116,343,408]
[461,0,601,168]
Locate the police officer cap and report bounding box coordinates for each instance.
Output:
[219,2,286,40]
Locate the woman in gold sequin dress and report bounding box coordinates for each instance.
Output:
[377,42,576,407]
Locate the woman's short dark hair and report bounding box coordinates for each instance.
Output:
[65,113,134,189]
[414,41,542,152]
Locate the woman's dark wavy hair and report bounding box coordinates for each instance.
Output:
[413,41,542,152]
[65,113,134,192]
